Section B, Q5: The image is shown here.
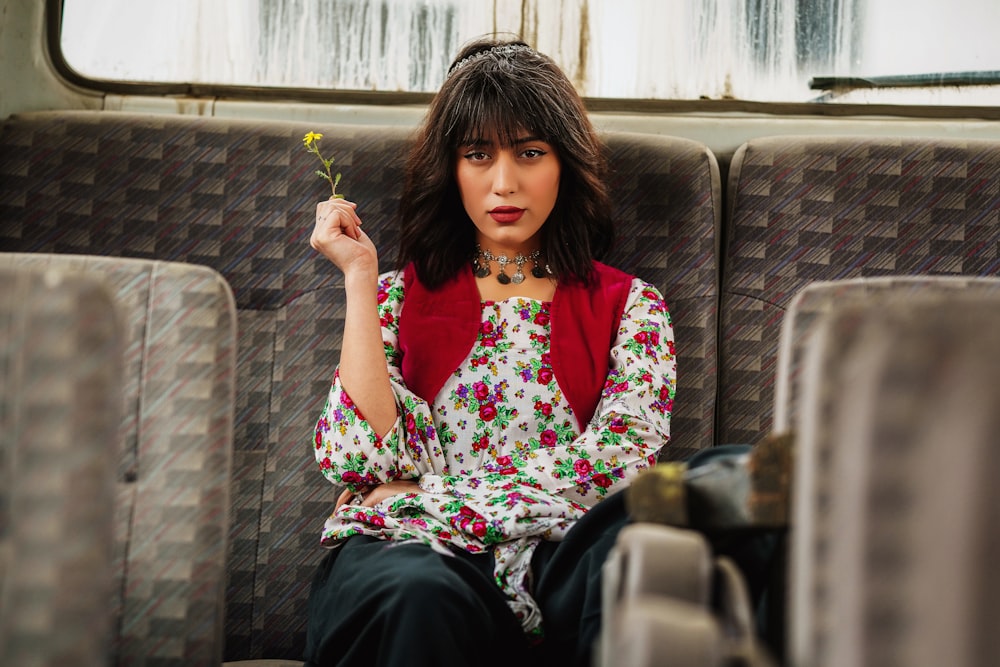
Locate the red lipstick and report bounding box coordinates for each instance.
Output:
[489,206,525,223]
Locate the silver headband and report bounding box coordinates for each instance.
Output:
[447,44,535,77]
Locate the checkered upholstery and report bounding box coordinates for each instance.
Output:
[0,266,121,667]
[0,111,406,312]
[721,135,1000,446]
[0,111,721,661]
[0,253,236,667]
[603,132,721,461]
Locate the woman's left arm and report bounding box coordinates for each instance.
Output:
[419,281,676,508]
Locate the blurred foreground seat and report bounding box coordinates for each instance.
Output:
[0,254,237,667]
[773,276,1000,434]
[0,266,122,667]
[788,286,1000,667]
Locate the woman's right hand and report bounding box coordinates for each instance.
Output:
[310,198,378,277]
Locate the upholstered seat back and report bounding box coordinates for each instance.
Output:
[0,265,121,667]
[0,253,236,667]
[721,135,1000,446]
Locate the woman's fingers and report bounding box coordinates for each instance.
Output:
[335,487,354,509]
[309,199,379,275]
[314,199,362,243]
[315,206,355,242]
[335,484,373,510]
[359,480,421,508]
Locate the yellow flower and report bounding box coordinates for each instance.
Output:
[301,130,344,199]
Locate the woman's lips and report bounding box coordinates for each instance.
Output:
[489,207,525,223]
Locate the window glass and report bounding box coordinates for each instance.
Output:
[59,0,1000,105]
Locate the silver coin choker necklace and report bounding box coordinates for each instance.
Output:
[473,245,550,284]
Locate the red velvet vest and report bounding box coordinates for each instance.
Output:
[399,261,633,430]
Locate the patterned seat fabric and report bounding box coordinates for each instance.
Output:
[0,266,121,667]
[603,131,721,461]
[720,135,1000,446]
[0,254,236,667]
[0,111,721,661]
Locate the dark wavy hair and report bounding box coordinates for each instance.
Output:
[396,36,614,288]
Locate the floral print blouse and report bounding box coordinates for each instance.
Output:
[313,269,676,636]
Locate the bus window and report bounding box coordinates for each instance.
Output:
[58,0,1000,105]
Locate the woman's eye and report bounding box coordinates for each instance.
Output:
[464,151,490,161]
[522,148,546,159]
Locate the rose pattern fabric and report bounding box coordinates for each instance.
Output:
[314,270,676,634]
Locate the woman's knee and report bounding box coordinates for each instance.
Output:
[325,542,501,626]
[372,546,499,624]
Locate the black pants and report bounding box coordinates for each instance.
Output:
[303,491,630,667]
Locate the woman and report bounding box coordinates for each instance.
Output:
[305,37,676,667]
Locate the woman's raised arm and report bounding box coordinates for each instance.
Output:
[311,198,397,437]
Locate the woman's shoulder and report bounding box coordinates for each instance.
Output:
[592,260,633,285]
[589,262,668,310]
[591,261,663,300]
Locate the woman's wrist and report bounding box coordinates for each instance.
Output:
[343,265,379,294]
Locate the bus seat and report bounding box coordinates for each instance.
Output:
[607,277,1000,667]
[0,264,121,667]
[720,135,1000,448]
[789,288,1000,667]
[0,253,236,667]
[602,130,722,461]
[599,523,777,667]
[766,276,1000,663]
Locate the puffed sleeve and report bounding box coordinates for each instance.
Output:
[312,271,447,491]
[418,278,676,507]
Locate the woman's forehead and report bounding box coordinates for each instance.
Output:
[456,123,545,147]
[460,127,536,144]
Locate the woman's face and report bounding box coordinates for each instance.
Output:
[454,131,561,254]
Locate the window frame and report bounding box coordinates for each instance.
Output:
[46,0,1000,121]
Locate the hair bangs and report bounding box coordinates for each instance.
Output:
[445,71,553,150]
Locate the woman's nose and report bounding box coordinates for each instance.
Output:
[492,153,517,194]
